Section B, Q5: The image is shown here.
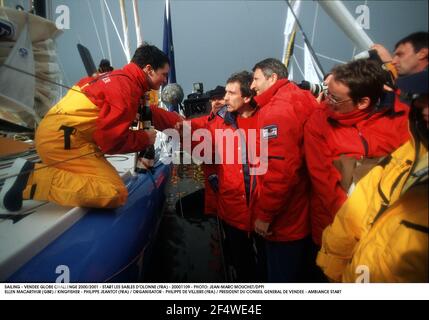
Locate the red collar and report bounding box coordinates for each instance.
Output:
[122,62,149,93]
[254,79,289,107]
[326,105,375,127]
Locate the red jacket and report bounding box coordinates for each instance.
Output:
[79,63,181,154]
[191,113,219,215]
[191,107,260,231]
[304,95,410,246]
[251,79,318,241]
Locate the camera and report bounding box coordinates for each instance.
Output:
[183,82,210,118]
[298,80,328,97]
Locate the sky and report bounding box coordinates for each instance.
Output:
[7,0,427,96]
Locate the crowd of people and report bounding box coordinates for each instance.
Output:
[1,31,427,283]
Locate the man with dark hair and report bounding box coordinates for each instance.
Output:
[207,85,226,115]
[98,59,114,73]
[182,71,265,281]
[251,58,289,95]
[187,85,226,216]
[304,60,410,258]
[0,43,182,211]
[392,32,428,76]
[131,43,170,71]
[372,31,428,77]
[250,58,318,282]
[317,70,428,282]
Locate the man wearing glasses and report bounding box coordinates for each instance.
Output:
[317,70,428,282]
[304,59,410,276]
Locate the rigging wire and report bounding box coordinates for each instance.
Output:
[100,0,113,63]
[294,44,347,64]
[284,0,325,76]
[292,55,306,79]
[86,0,106,59]
[310,2,319,45]
[103,0,128,62]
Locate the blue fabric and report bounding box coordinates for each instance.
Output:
[163,1,176,83]
[265,237,312,282]
[165,103,179,113]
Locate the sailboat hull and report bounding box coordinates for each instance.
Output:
[5,163,171,283]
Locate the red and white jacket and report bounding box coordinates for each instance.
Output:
[78,62,181,154]
[251,79,318,242]
[190,107,260,231]
[304,94,410,246]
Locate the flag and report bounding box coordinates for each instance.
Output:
[163,0,176,83]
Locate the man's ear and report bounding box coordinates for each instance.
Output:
[270,73,279,83]
[142,64,153,74]
[243,96,251,104]
[357,97,371,110]
[416,48,428,61]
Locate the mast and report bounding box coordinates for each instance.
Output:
[132,0,143,46]
[119,0,131,62]
[318,0,373,51]
[282,0,301,69]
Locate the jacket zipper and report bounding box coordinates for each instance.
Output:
[357,129,369,157]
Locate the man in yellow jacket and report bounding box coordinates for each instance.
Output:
[0,44,182,211]
[317,70,428,282]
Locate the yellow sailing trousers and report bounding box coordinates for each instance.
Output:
[22,86,128,208]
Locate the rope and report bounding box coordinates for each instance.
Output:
[1,150,99,180]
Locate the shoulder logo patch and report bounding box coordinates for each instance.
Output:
[262,125,278,139]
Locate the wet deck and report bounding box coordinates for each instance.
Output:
[144,164,225,282]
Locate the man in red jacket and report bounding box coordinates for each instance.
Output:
[250,58,318,282]
[190,85,226,215]
[304,60,410,249]
[184,71,265,281]
[1,44,182,211]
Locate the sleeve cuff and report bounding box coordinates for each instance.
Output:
[316,250,349,282]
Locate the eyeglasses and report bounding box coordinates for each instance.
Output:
[326,92,352,105]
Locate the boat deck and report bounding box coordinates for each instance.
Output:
[0,151,136,281]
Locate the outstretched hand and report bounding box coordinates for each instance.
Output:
[145,128,157,145]
[371,44,393,63]
[254,219,273,237]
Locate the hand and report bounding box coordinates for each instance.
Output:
[145,128,157,145]
[316,92,325,104]
[137,157,154,170]
[254,219,272,237]
[174,120,192,139]
[174,121,183,131]
[371,44,393,63]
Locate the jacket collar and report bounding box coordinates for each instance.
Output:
[122,62,149,93]
[217,106,238,128]
[254,79,289,107]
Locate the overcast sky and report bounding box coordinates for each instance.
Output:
[34,0,429,95]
